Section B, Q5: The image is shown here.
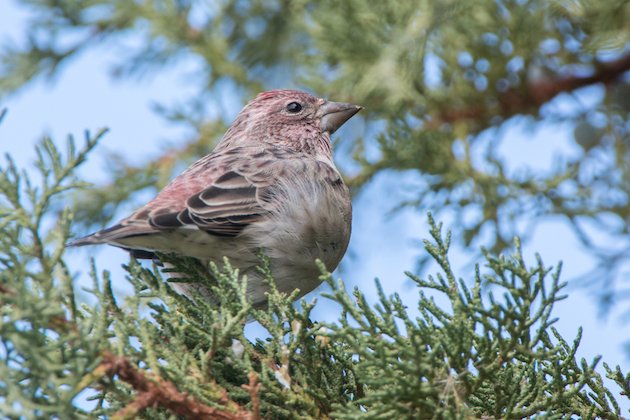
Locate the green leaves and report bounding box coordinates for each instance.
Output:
[0,136,628,417]
[321,215,625,418]
[0,129,107,417]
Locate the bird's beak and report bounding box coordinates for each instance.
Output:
[318,101,363,134]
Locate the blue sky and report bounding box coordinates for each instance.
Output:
[1,0,629,413]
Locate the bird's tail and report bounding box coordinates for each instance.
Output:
[66,232,109,247]
[66,223,158,260]
[66,222,153,247]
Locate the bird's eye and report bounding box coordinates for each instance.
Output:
[286,102,303,113]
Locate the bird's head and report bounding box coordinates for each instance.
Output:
[218,89,362,155]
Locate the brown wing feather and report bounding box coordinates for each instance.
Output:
[148,166,273,237]
[68,148,318,247]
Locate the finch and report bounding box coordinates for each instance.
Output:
[68,89,362,307]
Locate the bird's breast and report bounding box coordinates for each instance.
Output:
[245,173,352,296]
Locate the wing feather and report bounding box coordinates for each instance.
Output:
[68,147,344,248]
[148,161,274,237]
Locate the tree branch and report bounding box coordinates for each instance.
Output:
[434,52,630,125]
[99,352,256,420]
[241,372,261,419]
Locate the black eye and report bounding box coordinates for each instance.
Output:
[286,102,302,113]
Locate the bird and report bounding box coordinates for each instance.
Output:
[68,89,362,307]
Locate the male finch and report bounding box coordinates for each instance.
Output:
[68,90,362,307]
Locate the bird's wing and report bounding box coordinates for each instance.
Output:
[149,168,274,237]
[68,148,279,246]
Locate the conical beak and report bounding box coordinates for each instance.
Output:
[318,101,363,134]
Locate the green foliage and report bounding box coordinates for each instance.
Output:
[1,137,628,418]
[0,129,107,417]
[325,223,628,418]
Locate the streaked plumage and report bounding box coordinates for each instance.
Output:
[68,90,362,306]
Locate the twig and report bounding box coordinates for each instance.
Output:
[0,284,14,295]
[99,352,254,420]
[242,372,262,420]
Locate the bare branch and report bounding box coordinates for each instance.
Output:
[100,352,254,420]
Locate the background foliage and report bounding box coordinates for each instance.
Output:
[3,0,630,305]
[2,0,630,417]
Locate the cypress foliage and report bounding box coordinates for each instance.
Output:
[2,1,630,417]
[0,133,627,418]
